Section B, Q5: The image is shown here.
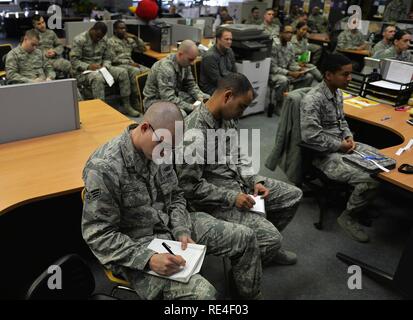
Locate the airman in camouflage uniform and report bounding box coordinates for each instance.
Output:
[300,55,380,243]
[308,7,329,33]
[143,40,209,117]
[270,26,315,113]
[383,0,407,22]
[177,74,303,267]
[108,20,149,112]
[70,22,138,116]
[336,29,368,51]
[371,40,393,56]
[373,30,413,63]
[291,24,323,81]
[31,15,71,76]
[244,7,262,25]
[82,102,262,300]
[5,30,55,84]
[261,8,280,40]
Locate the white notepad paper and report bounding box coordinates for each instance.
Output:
[146,239,206,283]
[82,67,114,87]
[250,195,266,215]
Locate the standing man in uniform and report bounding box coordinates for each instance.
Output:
[108,20,148,115]
[300,54,380,243]
[177,73,303,267]
[371,25,397,56]
[199,27,236,96]
[373,30,413,63]
[269,25,315,116]
[143,40,209,117]
[82,101,263,300]
[70,22,139,116]
[5,29,55,84]
[261,8,280,40]
[31,15,71,77]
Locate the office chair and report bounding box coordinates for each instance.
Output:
[80,189,138,297]
[191,59,201,85]
[0,44,13,81]
[25,254,116,300]
[136,71,149,114]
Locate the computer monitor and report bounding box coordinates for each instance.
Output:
[0,79,80,144]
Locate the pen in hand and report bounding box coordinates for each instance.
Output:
[162,242,175,255]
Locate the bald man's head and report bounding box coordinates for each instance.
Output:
[133,101,183,161]
[176,40,199,67]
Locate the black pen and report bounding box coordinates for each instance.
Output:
[162,242,175,255]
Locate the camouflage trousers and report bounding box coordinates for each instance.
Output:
[116,64,149,96]
[144,91,196,117]
[76,66,131,100]
[270,72,314,103]
[314,142,380,213]
[118,211,262,300]
[48,58,72,75]
[209,178,302,267]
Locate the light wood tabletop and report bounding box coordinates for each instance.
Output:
[0,100,134,215]
[344,102,413,192]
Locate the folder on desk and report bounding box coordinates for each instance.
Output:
[345,96,380,109]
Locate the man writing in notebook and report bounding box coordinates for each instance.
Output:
[300,54,380,243]
[82,101,262,300]
[177,73,303,267]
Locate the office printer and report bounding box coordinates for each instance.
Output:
[220,24,272,61]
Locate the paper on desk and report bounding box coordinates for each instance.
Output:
[370,80,403,91]
[396,139,413,156]
[82,67,114,87]
[250,196,265,215]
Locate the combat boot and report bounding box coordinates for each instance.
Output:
[122,97,140,117]
[337,210,369,243]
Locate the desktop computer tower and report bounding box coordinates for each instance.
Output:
[140,22,172,53]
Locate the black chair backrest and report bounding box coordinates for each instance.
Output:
[0,45,12,72]
[25,254,95,300]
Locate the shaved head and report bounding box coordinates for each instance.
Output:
[144,101,183,132]
[176,40,199,67]
[178,39,198,54]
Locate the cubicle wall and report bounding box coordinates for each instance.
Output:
[0,79,80,144]
[64,20,115,45]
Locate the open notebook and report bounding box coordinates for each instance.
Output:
[146,239,206,283]
[250,196,266,215]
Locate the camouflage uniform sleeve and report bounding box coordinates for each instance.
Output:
[102,38,112,69]
[176,138,239,208]
[300,95,343,152]
[156,65,196,113]
[183,67,208,101]
[70,37,90,72]
[270,45,289,76]
[5,51,32,83]
[336,32,348,50]
[135,37,147,53]
[108,38,129,66]
[82,161,156,271]
[168,172,192,239]
[43,53,56,79]
[52,31,64,56]
[238,150,266,189]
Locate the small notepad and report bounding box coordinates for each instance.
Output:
[82,67,114,87]
[250,196,266,215]
[146,239,206,283]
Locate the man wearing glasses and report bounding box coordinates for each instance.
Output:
[82,101,263,300]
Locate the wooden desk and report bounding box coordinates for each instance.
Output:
[307,33,330,44]
[344,102,413,192]
[0,100,134,215]
[144,38,213,61]
[337,48,371,57]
